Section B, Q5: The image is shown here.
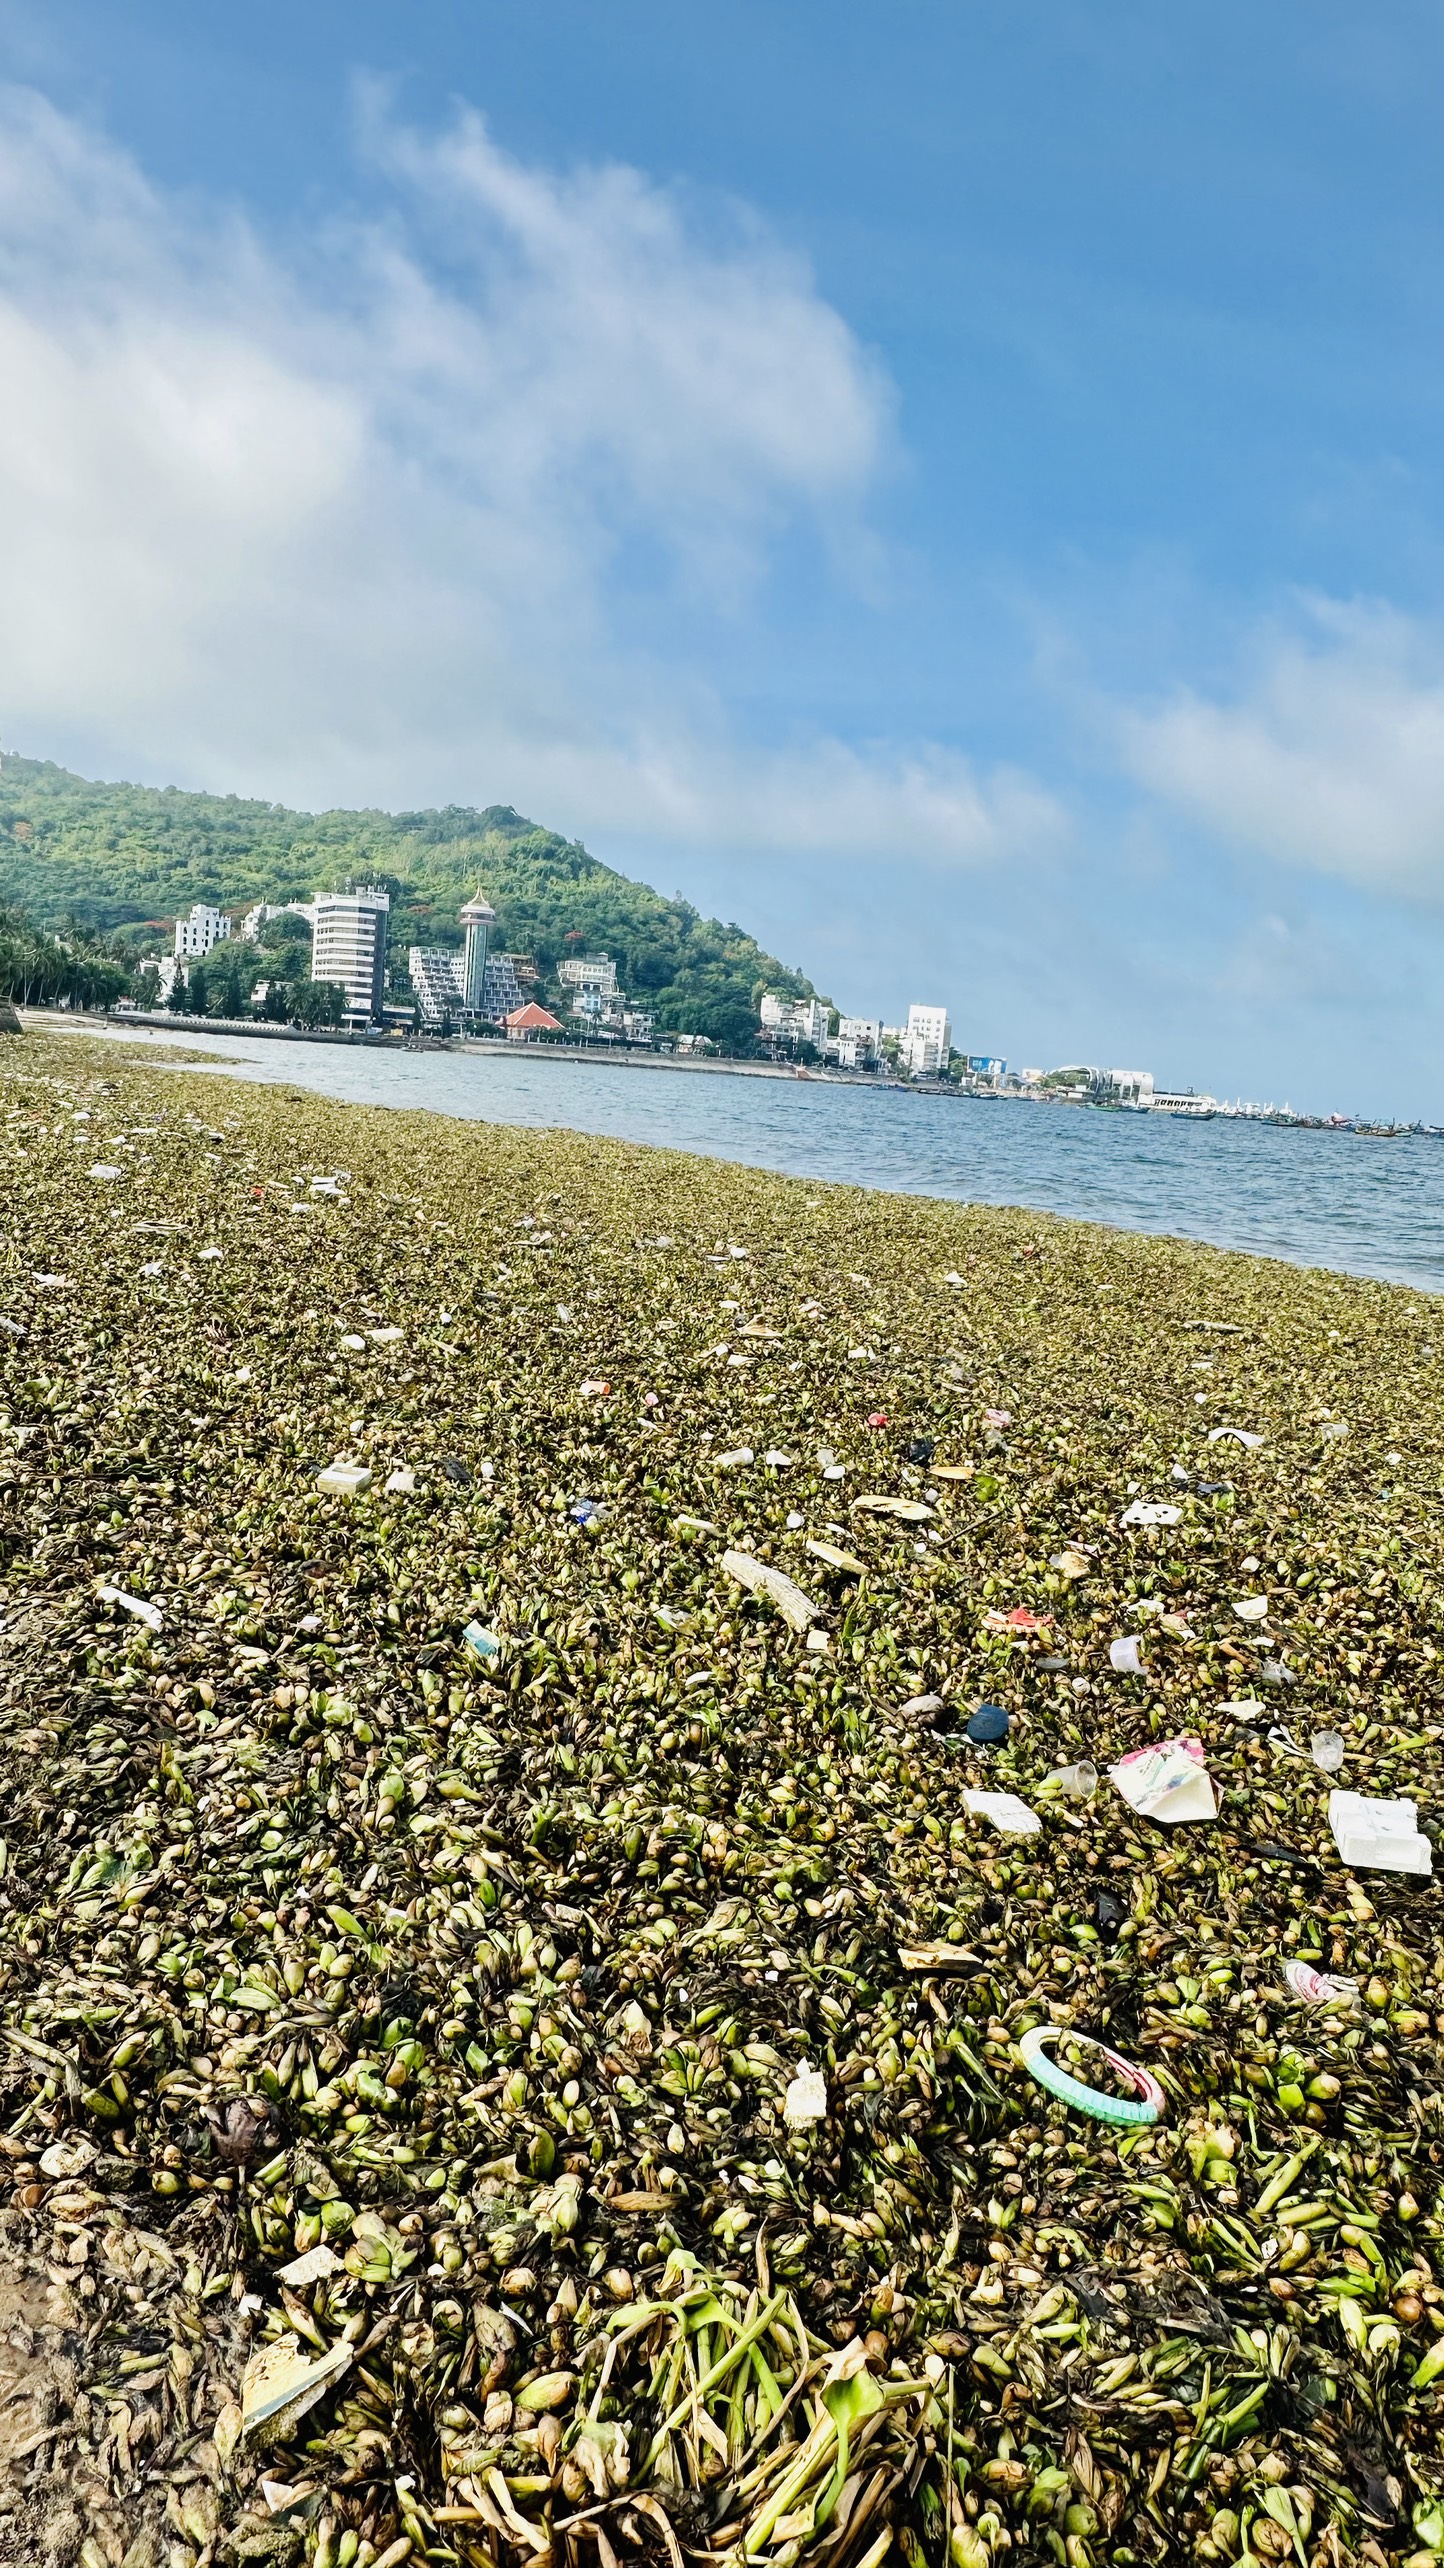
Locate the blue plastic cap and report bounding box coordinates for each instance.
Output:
[966,1704,1009,1744]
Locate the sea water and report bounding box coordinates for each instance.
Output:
[68,1024,1444,1295]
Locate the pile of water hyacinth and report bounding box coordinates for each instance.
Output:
[1,1036,1444,2568]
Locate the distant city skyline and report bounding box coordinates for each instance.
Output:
[0,4,1439,1113]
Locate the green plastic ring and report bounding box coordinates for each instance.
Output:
[1018,2024,1164,2127]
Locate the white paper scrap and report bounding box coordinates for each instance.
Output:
[962,1789,1042,1837]
[783,2063,829,2127]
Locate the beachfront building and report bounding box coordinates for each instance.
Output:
[827,1015,883,1070]
[900,1003,951,1077]
[408,948,466,1023]
[174,904,231,961]
[1081,1066,1156,1107]
[558,954,619,1008]
[312,886,390,1022]
[505,1002,563,1041]
[480,955,524,1021]
[760,992,830,1052]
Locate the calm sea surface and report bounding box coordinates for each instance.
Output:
[66,1024,1444,1296]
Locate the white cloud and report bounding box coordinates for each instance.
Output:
[0,81,1053,866]
[1117,599,1444,900]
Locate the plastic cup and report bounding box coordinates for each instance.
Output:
[1043,1760,1098,1802]
[1310,1730,1345,1775]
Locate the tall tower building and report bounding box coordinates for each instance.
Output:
[460,890,497,1013]
[312,886,390,1020]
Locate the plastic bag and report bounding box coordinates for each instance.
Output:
[1110,1735,1217,1824]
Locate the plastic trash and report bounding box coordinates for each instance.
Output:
[721,1549,820,1634]
[807,1537,866,1574]
[1110,1735,1217,1824]
[579,1379,611,1398]
[763,1448,793,1468]
[853,1495,934,1522]
[1041,1761,1098,1801]
[1328,1789,1432,1876]
[339,1333,366,1351]
[717,1448,755,1468]
[384,1467,415,1495]
[1109,1636,1143,1673]
[785,1510,805,1530]
[783,2062,828,2127]
[985,1606,1051,1634]
[463,1621,503,1661]
[1310,1729,1346,1774]
[96,1584,163,1632]
[900,1691,945,1720]
[1017,2026,1164,2128]
[1219,1698,1265,1722]
[966,1704,1009,1744]
[315,1461,372,1498]
[983,1408,1012,1429]
[1284,1959,1358,2008]
[1207,1427,1265,1448]
[1232,1595,1270,1622]
[368,1325,404,1345]
[1120,1501,1182,1528]
[88,1164,122,1181]
[241,2333,354,2440]
[197,1246,223,1262]
[1049,1547,1093,1580]
[805,1628,830,1654]
[962,1789,1041,1836]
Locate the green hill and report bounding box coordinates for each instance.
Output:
[0,753,819,1050]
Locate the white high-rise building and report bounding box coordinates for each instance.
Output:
[408,949,466,1023]
[174,904,231,960]
[312,887,390,1020]
[480,955,523,1020]
[460,891,497,1011]
[900,1003,951,1077]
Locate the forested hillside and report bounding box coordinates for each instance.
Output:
[0,755,818,1049]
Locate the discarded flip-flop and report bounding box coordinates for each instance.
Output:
[1017,2024,1165,2127]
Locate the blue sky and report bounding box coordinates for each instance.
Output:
[0,1,1440,1112]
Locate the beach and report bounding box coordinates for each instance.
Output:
[1,1034,1440,2568]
